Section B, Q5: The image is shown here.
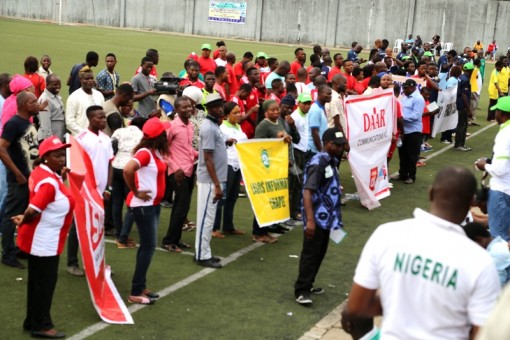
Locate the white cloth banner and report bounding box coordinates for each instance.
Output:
[345,89,395,210]
[431,85,458,137]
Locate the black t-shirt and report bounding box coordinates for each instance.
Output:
[0,115,39,182]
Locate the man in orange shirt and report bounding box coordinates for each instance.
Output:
[327,53,344,82]
[225,52,239,96]
[233,52,253,83]
[198,44,217,76]
[290,48,307,76]
[342,60,358,95]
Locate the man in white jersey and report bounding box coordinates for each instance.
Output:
[347,167,500,339]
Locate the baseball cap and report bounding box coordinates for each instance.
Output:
[402,55,411,60]
[38,136,70,158]
[256,51,268,59]
[187,52,198,61]
[297,92,313,103]
[463,62,474,71]
[204,93,224,106]
[401,79,417,88]
[490,96,510,112]
[143,117,165,138]
[423,51,434,57]
[201,43,212,51]
[322,127,347,145]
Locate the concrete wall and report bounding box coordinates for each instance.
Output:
[1,0,509,53]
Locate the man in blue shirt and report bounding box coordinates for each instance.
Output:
[306,85,331,160]
[454,63,473,151]
[347,43,366,64]
[393,79,425,184]
[294,127,347,305]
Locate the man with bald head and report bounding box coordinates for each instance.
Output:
[265,60,290,89]
[0,92,39,268]
[37,74,65,141]
[347,166,501,339]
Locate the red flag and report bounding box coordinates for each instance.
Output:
[67,135,133,324]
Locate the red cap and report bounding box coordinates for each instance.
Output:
[39,136,71,158]
[143,118,165,138]
[187,52,198,61]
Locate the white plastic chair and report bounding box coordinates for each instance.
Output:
[393,39,404,54]
[443,42,453,54]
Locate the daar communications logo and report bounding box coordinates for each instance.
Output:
[260,149,270,168]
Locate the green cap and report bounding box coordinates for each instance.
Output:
[423,51,434,57]
[297,92,313,103]
[256,51,268,59]
[402,55,411,60]
[463,62,474,71]
[490,96,510,112]
[201,43,212,50]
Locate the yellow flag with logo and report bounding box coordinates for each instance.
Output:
[235,138,289,227]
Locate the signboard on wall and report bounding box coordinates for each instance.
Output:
[208,1,247,24]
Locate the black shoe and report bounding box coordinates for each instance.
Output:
[196,258,222,269]
[16,251,29,259]
[31,329,65,338]
[2,258,25,269]
[211,256,221,263]
[310,287,325,295]
[296,294,313,305]
[267,225,286,234]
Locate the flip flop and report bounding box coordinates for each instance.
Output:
[128,295,155,305]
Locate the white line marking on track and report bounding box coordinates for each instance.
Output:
[68,242,265,339]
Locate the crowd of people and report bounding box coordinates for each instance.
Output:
[0,34,509,339]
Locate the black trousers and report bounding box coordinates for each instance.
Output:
[294,227,330,297]
[398,132,421,181]
[162,174,194,245]
[289,149,305,219]
[454,109,468,148]
[487,98,498,121]
[24,254,59,332]
[1,181,28,261]
[214,165,242,232]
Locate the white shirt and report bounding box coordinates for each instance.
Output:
[111,125,143,169]
[295,82,311,95]
[290,108,308,152]
[485,121,510,195]
[65,88,105,136]
[325,89,346,129]
[215,58,227,67]
[76,129,113,193]
[354,208,500,339]
[220,122,247,170]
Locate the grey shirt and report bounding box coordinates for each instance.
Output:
[131,72,156,117]
[37,89,65,140]
[197,116,228,183]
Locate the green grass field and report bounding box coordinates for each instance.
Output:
[0,17,500,339]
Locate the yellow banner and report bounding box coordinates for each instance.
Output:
[235,139,289,227]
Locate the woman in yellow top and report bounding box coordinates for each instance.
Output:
[487,61,503,121]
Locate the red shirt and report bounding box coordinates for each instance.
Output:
[198,57,217,76]
[23,73,46,98]
[266,92,281,103]
[354,81,365,95]
[233,62,244,79]
[327,67,342,82]
[179,78,205,89]
[343,73,356,91]
[226,63,239,94]
[135,65,158,79]
[126,148,166,207]
[290,60,304,76]
[422,100,431,134]
[17,164,75,256]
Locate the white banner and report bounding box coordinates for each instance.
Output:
[345,89,395,210]
[208,1,247,24]
[431,85,458,137]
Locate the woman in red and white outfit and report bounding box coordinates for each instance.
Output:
[13,136,74,339]
[123,118,168,305]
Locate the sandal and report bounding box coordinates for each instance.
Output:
[128,295,155,305]
[142,289,160,299]
[162,244,182,253]
[212,230,225,239]
[416,161,426,167]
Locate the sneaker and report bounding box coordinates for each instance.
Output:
[310,287,325,295]
[296,294,313,305]
[1,258,25,269]
[160,200,173,208]
[440,140,451,144]
[195,258,222,269]
[403,178,415,184]
[67,266,85,276]
[454,146,471,152]
[390,173,402,180]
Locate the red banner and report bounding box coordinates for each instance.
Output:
[67,135,133,324]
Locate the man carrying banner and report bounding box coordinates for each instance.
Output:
[392,79,424,184]
[294,127,347,305]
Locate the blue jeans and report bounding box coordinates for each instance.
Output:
[0,161,7,221]
[488,189,510,241]
[130,205,160,296]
